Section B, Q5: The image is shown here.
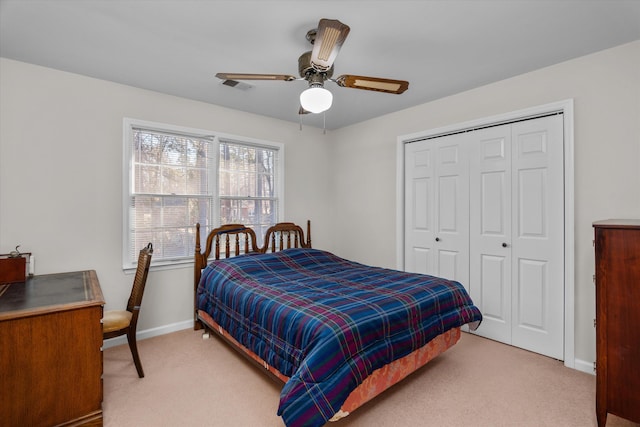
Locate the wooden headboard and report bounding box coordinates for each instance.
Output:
[263,221,312,253]
[193,221,311,329]
[193,223,259,289]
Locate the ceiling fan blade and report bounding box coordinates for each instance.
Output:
[215,73,297,81]
[335,75,409,94]
[310,19,350,72]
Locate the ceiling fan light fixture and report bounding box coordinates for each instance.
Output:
[300,86,333,113]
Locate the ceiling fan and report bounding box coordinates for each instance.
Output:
[216,18,409,115]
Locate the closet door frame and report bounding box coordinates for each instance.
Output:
[396,99,575,369]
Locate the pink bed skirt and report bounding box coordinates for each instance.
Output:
[197,310,461,420]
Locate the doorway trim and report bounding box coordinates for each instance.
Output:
[395,99,575,369]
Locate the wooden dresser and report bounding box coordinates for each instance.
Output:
[0,270,105,426]
[593,220,640,426]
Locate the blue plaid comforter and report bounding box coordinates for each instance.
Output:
[197,248,482,427]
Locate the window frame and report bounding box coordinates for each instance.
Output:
[122,118,284,270]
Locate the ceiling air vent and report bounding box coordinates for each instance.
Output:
[220,79,253,91]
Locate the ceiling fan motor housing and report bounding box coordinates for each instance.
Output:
[298,51,333,80]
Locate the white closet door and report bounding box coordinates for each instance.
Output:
[435,134,470,283]
[469,115,564,360]
[405,113,565,360]
[510,115,564,359]
[404,134,469,285]
[469,124,513,344]
[405,140,435,275]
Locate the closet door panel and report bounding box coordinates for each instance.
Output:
[469,125,512,343]
[405,135,469,285]
[404,142,435,274]
[411,248,431,276]
[437,174,464,280]
[518,168,547,237]
[511,115,564,360]
[413,178,430,229]
[517,258,547,329]
[434,135,469,284]
[481,172,506,235]
[438,175,459,232]
[438,250,460,281]
[479,253,511,343]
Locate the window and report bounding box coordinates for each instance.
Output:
[123,119,283,269]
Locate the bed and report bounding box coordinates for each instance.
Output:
[193,221,482,427]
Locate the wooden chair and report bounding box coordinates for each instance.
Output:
[103,243,153,378]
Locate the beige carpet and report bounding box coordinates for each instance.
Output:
[103,329,637,427]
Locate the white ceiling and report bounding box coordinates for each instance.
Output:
[1,1,639,130]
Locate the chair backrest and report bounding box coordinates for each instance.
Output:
[126,243,153,317]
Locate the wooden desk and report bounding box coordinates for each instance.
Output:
[0,270,105,426]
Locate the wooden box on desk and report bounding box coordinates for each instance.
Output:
[0,256,26,284]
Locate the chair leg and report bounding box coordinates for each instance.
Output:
[126,329,144,378]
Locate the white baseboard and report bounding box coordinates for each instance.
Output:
[573,357,595,375]
[103,319,194,349]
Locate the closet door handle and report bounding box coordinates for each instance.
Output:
[435,237,440,242]
[502,242,508,248]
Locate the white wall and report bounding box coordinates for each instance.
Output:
[330,40,640,368]
[0,58,333,332]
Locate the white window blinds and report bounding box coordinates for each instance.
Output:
[126,127,214,266]
[123,119,282,269]
[219,140,279,246]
